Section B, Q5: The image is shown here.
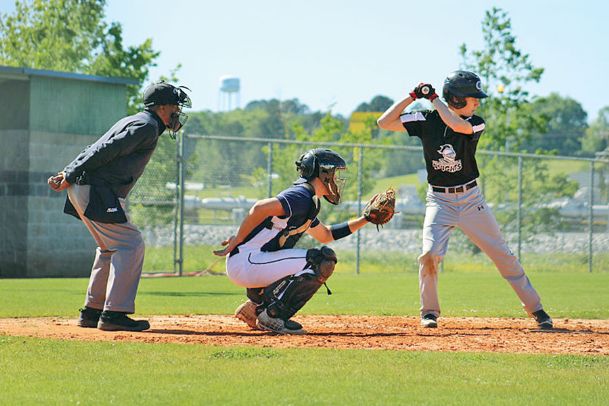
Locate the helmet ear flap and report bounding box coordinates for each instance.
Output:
[446,93,466,109]
[296,152,317,179]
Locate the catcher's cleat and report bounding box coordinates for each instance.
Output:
[97,311,150,332]
[77,306,102,328]
[257,309,306,335]
[420,313,438,328]
[234,300,258,329]
[532,309,553,330]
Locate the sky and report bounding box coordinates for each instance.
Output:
[1,0,608,120]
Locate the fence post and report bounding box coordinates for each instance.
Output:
[356,145,364,275]
[517,155,523,261]
[588,161,595,273]
[267,142,273,198]
[177,131,186,276]
[173,134,180,275]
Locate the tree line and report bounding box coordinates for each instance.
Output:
[2,2,606,233]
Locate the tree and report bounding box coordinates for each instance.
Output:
[459,7,546,151]
[523,93,588,155]
[0,0,159,113]
[355,95,394,113]
[581,106,609,155]
[458,8,578,252]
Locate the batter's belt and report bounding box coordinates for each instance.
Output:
[431,180,477,194]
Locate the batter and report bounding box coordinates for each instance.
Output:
[377,71,553,329]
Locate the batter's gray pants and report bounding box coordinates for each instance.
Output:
[67,184,145,314]
[419,184,544,317]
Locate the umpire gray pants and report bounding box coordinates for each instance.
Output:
[418,184,544,317]
[67,184,145,314]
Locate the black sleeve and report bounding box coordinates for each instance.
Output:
[468,115,486,141]
[399,110,431,138]
[63,121,156,183]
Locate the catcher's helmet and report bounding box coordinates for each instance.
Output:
[442,71,488,108]
[296,148,347,205]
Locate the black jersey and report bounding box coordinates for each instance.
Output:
[400,110,485,187]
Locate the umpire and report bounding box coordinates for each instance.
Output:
[48,82,191,331]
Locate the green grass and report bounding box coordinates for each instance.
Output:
[366,172,420,197]
[1,271,608,319]
[2,271,608,404]
[545,159,590,176]
[145,244,609,274]
[1,336,608,405]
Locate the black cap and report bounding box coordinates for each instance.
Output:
[143,82,192,108]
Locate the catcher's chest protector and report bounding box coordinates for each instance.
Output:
[261,183,320,251]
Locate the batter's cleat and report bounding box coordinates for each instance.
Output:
[532,309,553,330]
[420,313,438,328]
[256,309,306,335]
[97,311,150,332]
[234,300,258,329]
[77,306,102,328]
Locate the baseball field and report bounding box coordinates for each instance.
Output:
[1,269,609,405]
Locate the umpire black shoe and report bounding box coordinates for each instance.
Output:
[78,306,102,328]
[532,309,553,330]
[97,311,150,332]
[420,313,438,328]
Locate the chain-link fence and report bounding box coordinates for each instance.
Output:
[129,134,609,275]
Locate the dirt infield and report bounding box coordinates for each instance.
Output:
[1,315,608,356]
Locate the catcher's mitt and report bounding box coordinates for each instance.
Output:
[363,188,396,229]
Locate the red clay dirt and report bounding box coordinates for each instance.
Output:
[1,315,608,356]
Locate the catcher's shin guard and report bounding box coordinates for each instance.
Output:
[246,287,264,306]
[264,273,323,321]
[263,247,337,321]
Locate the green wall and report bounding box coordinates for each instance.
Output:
[29,76,127,136]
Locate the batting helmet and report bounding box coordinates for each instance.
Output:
[442,71,488,109]
[296,148,347,205]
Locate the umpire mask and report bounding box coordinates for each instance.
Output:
[168,110,189,134]
[143,82,192,138]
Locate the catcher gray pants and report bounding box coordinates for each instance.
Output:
[419,183,544,317]
[67,184,145,314]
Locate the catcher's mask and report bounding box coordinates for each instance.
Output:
[442,71,487,109]
[143,81,192,138]
[296,148,347,205]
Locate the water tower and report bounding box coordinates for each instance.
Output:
[218,75,240,111]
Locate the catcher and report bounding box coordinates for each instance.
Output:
[213,148,395,334]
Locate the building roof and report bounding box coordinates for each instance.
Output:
[0,65,138,85]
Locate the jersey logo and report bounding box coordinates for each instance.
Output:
[432,144,462,173]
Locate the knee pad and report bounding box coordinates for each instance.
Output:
[418,251,442,275]
[306,246,337,283]
[263,274,323,320]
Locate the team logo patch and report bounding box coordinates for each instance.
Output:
[432,144,462,173]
